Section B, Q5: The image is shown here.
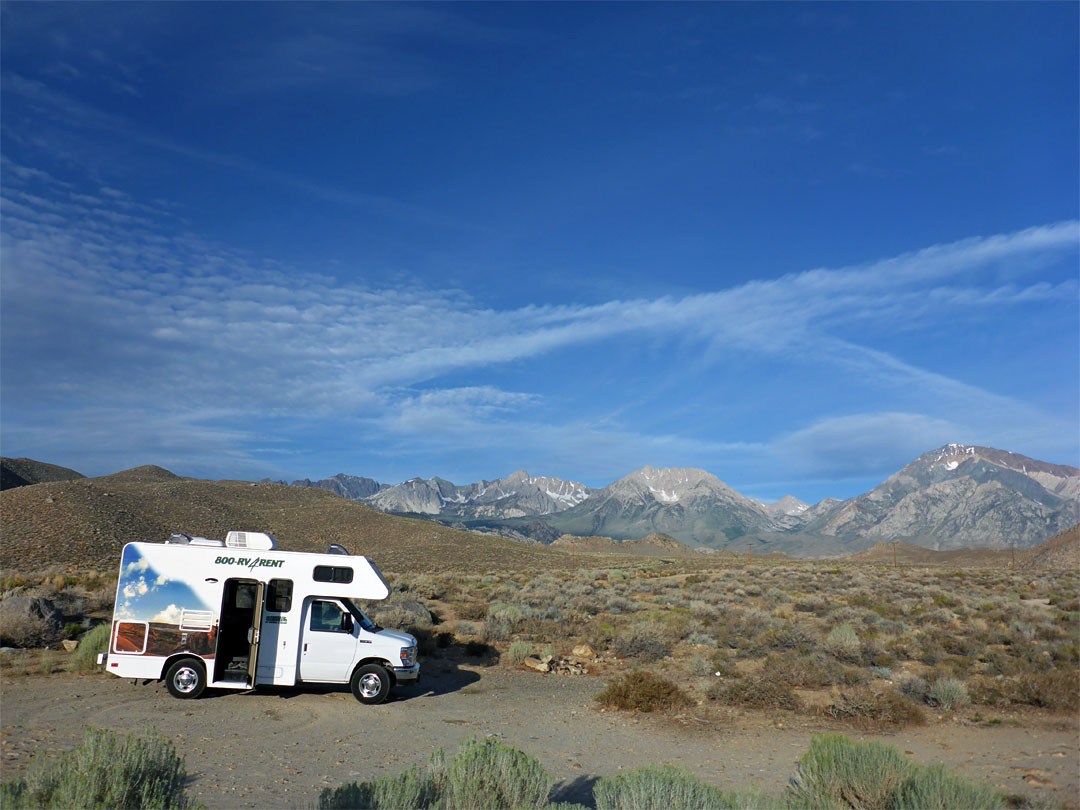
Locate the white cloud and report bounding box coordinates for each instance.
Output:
[151,604,182,624]
[122,558,149,577]
[122,576,149,599]
[1,159,1076,483]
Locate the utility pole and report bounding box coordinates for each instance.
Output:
[746,542,753,559]
[891,540,898,568]
[1010,540,1015,569]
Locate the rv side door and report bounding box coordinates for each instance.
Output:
[246,581,265,684]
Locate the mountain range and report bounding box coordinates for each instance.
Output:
[283,444,1078,555]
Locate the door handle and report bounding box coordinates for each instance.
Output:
[303,643,308,652]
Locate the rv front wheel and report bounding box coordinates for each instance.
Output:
[165,658,206,699]
[351,664,391,704]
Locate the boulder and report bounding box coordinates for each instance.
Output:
[0,595,64,646]
[572,644,596,660]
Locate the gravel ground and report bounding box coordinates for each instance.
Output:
[1,661,1076,809]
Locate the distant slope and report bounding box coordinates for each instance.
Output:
[1023,524,1080,571]
[845,540,1013,567]
[291,474,386,500]
[366,470,592,519]
[97,465,181,484]
[0,458,84,490]
[550,532,701,557]
[0,469,580,574]
[545,467,771,548]
[802,444,1079,551]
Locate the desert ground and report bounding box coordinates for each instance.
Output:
[1,651,1077,810]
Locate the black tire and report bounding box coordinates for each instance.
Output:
[165,658,207,699]
[350,663,391,704]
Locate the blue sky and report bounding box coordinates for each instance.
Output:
[1,2,1077,504]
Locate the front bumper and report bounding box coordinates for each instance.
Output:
[393,663,420,683]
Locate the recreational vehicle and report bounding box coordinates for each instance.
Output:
[97,531,419,704]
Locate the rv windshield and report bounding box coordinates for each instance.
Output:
[342,599,380,632]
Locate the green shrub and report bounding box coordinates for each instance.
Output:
[508,641,534,666]
[68,623,111,673]
[787,734,911,810]
[785,735,1005,810]
[926,678,968,710]
[890,762,1005,810]
[824,625,861,662]
[320,764,436,810]
[4,727,197,809]
[593,764,773,810]
[320,736,551,810]
[445,736,551,809]
[595,671,692,713]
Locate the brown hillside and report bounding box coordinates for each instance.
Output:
[847,540,1014,567]
[551,532,700,558]
[0,457,84,490]
[0,476,579,575]
[97,465,182,484]
[1023,524,1080,571]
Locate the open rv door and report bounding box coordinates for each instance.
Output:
[246,581,265,685]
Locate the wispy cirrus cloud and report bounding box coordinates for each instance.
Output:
[2,156,1076,484]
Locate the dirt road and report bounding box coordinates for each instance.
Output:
[1,661,1076,809]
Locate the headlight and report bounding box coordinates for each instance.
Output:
[400,646,417,667]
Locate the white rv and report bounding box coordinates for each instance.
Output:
[98,531,418,704]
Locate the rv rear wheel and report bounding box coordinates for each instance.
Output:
[165,658,207,699]
[351,663,391,704]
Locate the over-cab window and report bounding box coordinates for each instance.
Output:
[309,600,350,633]
[313,565,353,584]
[267,579,293,612]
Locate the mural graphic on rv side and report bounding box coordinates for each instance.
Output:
[112,544,218,658]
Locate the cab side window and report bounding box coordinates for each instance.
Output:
[309,600,350,633]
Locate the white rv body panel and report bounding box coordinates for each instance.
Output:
[104,539,418,698]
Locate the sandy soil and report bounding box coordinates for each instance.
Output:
[1,661,1076,809]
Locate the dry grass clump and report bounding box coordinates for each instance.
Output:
[821,687,926,728]
[968,670,1080,712]
[707,675,802,711]
[595,671,692,713]
[611,622,671,662]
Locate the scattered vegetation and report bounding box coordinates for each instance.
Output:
[788,734,1004,810]
[67,623,111,673]
[319,735,552,810]
[595,671,692,713]
[0,727,199,809]
[6,554,1078,737]
[320,734,1003,810]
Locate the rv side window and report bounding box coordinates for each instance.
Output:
[309,600,350,633]
[313,565,353,584]
[267,579,293,612]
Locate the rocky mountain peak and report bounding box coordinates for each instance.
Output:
[620,466,729,504]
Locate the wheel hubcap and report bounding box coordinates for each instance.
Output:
[174,666,199,693]
[359,673,382,698]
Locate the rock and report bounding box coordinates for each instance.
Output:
[0,595,64,645]
[523,656,545,670]
[541,654,554,664]
[62,639,79,652]
[572,644,596,659]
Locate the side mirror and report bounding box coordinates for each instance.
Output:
[342,614,354,634]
